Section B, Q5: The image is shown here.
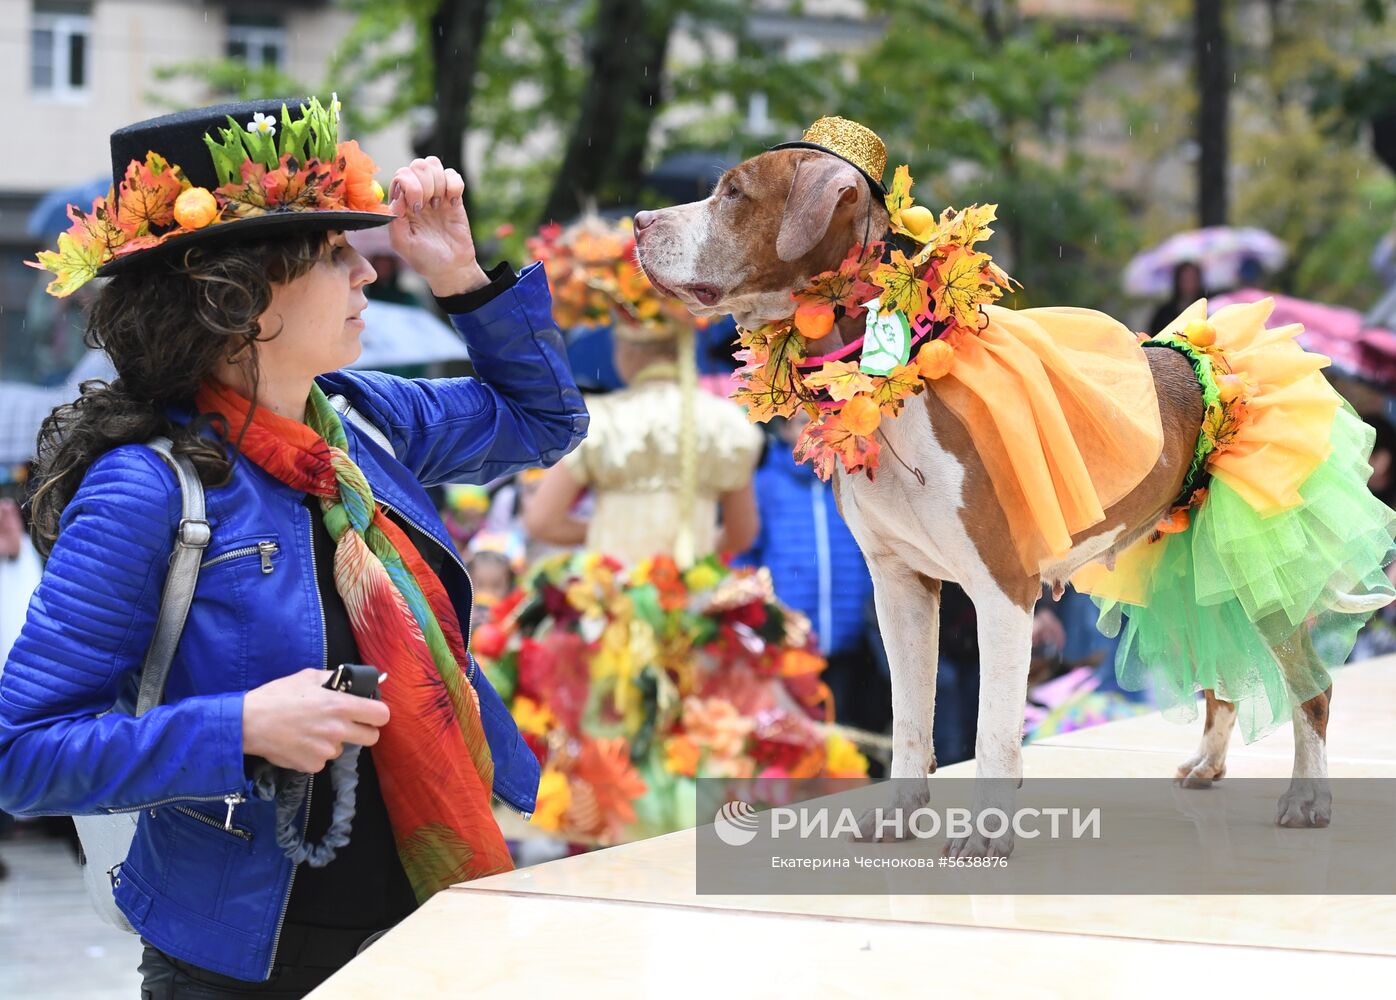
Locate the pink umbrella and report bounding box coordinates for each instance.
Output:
[1209,288,1396,387]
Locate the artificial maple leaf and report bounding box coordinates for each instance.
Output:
[794,411,882,479]
[732,327,807,422]
[64,197,126,255]
[802,360,876,402]
[930,246,996,327]
[944,203,998,249]
[115,153,185,234]
[884,164,914,216]
[794,243,881,318]
[870,249,930,318]
[29,231,106,298]
[217,160,273,216]
[983,258,1019,292]
[868,363,925,414]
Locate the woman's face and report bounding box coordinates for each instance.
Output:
[255,232,377,378]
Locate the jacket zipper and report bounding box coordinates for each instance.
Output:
[266,509,328,978]
[266,777,311,977]
[106,789,243,815]
[263,508,326,977]
[106,791,247,886]
[200,540,279,573]
[172,803,252,841]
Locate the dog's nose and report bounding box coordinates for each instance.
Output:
[634,210,657,233]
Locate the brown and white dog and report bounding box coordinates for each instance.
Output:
[634,147,1346,853]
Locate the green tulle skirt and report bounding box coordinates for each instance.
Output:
[1095,405,1396,742]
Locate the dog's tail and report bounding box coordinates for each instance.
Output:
[1326,589,1395,615]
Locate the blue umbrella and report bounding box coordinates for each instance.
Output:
[26,177,110,240]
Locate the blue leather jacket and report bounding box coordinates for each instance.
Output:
[0,262,587,982]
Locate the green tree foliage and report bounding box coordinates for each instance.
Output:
[667,0,1137,310]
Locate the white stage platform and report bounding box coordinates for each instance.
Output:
[309,659,1396,998]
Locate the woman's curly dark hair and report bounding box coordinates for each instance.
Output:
[28,231,330,555]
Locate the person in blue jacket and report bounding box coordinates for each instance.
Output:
[739,414,890,736]
[0,99,587,995]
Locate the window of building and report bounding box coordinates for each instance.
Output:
[227,14,287,71]
[31,1,92,100]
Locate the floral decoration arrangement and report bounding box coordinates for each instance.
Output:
[471,552,869,844]
[732,166,1017,478]
[526,216,710,337]
[30,95,388,297]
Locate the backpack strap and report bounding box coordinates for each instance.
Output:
[325,393,393,460]
[135,437,209,717]
[327,393,396,459]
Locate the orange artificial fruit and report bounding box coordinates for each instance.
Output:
[1216,373,1246,403]
[794,302,835,340]
[841,394,881,436]
[1183,319,1216,348]
[915,339,955,380]
[173,187,218,229]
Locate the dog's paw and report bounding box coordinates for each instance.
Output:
[849,785,932,843]
[942,832,1015,859]
[1276,780,1332,828]
[1174,755,1226,789]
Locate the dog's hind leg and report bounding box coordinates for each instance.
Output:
[1175,690,1236,788]
[1270,627,1333,828]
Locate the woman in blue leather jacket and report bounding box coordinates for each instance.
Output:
[0,99,587,995]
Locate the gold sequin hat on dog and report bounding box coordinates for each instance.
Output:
[770,116,888,196]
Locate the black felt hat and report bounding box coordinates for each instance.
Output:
[32,97,392,294]
[99,98,391,277]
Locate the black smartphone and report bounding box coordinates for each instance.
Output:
[323,663,384,700]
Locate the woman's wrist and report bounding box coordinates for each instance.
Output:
[426,262,490,298]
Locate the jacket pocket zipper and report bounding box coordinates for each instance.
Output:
[170,803,253,842]
[493,792,533,822]
[200,540,279,574]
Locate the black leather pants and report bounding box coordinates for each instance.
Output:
[138,925,389,999]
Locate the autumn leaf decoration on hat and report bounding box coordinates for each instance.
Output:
[30,95,391,297]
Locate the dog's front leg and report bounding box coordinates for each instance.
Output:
[854,562,940,841]
[947,585,1035,858]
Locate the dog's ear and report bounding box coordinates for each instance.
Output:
[775,154,864,263]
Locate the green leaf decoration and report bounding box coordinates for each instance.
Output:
[301,96,338,163]
[204,120,248,187]
[277,102,311,163]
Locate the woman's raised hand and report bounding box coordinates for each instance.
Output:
[386,156,489,298]
[242,668,390,774]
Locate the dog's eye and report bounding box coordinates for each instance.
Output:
[723,185,743,201]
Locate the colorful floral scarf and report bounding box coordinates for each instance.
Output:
[196,380,513,900]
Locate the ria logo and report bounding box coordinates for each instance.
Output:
[713,800,760,847]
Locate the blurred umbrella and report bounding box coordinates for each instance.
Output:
[1211,288,1396,387]
[26,177,110,240]
[1,301,469,464]
[1124,227,1288,298]
[349,298,470,369]
[644,151,734,203]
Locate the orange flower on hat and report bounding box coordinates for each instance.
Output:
[337,140,382,212]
